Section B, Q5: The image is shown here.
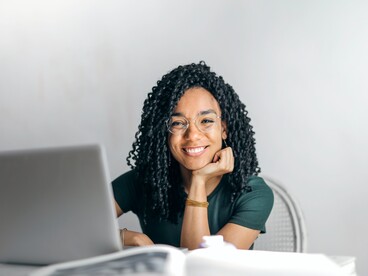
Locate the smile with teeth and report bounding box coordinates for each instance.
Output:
[183,146,208,155]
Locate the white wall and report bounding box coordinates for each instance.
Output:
[1,0,367,274]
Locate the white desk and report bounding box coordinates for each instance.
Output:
[0,254,356,276]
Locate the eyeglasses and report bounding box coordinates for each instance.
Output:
[166,111,221,135]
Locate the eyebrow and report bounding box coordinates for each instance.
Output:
[171,109,217,117]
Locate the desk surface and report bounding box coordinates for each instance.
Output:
[0,254,356,276]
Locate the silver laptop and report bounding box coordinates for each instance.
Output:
[0,144,122,265]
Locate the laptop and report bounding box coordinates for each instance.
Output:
[0,144,122,265]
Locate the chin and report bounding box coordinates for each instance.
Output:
[182,160,211,171]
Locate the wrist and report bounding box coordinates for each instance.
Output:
[186,198,209,208]
[190,174,207,187]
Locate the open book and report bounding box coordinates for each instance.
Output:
[30,245,185,276]
[31,244,353,276]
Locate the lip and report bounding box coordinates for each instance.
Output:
[182,146,208,157]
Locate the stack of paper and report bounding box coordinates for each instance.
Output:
[186,248,350,276]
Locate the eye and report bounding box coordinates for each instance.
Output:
[171,121,184,127]
[170,118,187,128]
[200,118,215,125]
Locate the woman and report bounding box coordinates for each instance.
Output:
[113,61,273,250]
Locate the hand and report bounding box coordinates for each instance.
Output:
[192,147,234,183]
[122,230,154,246]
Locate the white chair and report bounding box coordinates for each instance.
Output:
[254,176,307,253]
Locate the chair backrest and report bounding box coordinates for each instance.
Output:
[254,176,307,253]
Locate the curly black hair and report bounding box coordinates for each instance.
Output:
[127,61,260,223]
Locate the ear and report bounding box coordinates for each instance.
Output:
[221,121,227,140]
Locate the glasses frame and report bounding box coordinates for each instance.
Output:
[166,112,222,135]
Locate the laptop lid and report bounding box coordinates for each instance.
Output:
[0,144,122,265]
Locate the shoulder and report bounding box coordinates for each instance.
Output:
[247,176,273,194]
[112,169,142,214]
[112,169,138,185]
[236,176,274,207]
[112,169,142,196]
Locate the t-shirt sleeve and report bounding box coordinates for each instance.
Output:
[112,170,141,214]
[229,176,274,233]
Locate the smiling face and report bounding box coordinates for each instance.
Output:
[168,87,227,173]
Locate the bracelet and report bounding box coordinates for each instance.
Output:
[186,198,209,208]
[120,228,127,246]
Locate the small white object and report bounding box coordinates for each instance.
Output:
[200,235,236,249]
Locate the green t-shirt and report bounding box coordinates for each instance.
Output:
[112,170,274,247]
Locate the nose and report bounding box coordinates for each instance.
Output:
[184,121,202,140]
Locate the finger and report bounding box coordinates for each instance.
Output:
[212,152,221,163]
[217,147,234,171]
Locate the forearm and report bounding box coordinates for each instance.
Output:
[180,181,210,249]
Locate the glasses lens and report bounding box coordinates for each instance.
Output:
[168,116,188,134]
[167,113,219,135]
[196,113,218,133]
